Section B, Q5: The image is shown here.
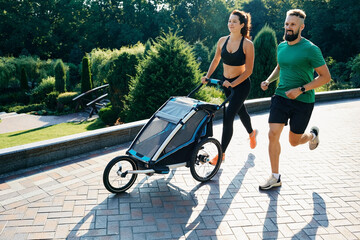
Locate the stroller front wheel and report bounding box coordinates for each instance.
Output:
[103,156,138,193]
[190,138,222,182]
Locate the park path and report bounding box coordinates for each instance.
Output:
[0,98,360,239]
[0,112,92,134]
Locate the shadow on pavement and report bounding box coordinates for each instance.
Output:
[261,190,329,240]
[184,153,255,239]
[262,188,280,239]
[66,153,255,239]
[292,192,329,240]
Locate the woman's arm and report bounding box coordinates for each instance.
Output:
[201,38,223,84]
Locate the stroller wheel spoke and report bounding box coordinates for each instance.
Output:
[103,156,138,194]
[190,138,222,182]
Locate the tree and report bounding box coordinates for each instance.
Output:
[242,0,268,38]
[193,41,210,73]
[20,67,29,91]
[300,0,360,61]
[54,60,66,93]
[81,56,92,93]
[68,63,80,91]
[107,48,144,120]
[125,31,201,122]
[249,25,278,99]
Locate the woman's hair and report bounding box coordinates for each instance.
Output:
[231,10,252,39]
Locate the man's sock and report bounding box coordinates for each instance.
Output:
[311,132,316,140]
[272,173,280,180]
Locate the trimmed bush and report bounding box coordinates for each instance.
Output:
[125,31,201,122]
[9,103,45,114]
[57,92,78,106]
[249,25,278,99]
[81,56,92,93]
[54,60,66,93]
[45,91,60,111]
[68,63,80,91]
[30,77,55,103]
[107,46,144,121]
[98,105,119,126]
[20,67,29,91]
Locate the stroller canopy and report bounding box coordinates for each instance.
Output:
[128,97,216,163]
[156,97,207,124]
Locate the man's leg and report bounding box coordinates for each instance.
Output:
[259,123,284,190]
[268,123,285,174]
[288,131,313,147]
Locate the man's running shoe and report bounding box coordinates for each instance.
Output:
[309,126,320,150]
[259,175,282,190]
[249,129,258,149]
[209,154,225,166]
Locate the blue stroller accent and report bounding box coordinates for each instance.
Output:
[103,79,233,193]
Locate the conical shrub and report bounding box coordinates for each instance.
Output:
[81,56,92,93]
[125,31,201,122]
[54,60,66,93]
[20,67,29,91]
[249,25,278,99]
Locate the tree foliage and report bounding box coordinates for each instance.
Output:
[125,31,201,122]
[249,25,278,99]
[20,67,28,91]
[54,60,66,93]
[81,56,92,93]
[0,0,358,63]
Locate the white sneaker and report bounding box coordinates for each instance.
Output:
[259,175,282,190]
[309,126,320,150]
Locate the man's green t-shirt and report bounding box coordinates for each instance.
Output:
[275,38,326,103]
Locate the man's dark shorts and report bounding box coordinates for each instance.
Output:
[269,95,314,134]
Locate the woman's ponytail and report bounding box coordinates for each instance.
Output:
[232,10,252,39]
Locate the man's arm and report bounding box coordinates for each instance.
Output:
[285,64,331,99]
[261,64,280,91]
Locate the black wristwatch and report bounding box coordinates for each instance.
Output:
[300,86,306,94]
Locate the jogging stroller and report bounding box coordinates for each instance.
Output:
[103,79,233,193]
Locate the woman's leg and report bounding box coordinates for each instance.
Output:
[221,79,253,152]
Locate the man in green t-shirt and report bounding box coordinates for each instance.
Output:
[259,9,331,190]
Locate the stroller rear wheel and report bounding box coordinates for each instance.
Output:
[103,156,138,193]
[190,138,222,182]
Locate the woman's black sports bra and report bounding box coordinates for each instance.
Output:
[221,36,246,66]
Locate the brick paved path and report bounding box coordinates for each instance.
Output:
[1,98,360,240]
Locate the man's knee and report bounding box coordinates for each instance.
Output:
[289,138,300,147]
[289,133,302,147]
[268,129,280,142]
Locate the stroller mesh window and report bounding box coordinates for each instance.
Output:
[164,110,207,154]
[132,117,176,158]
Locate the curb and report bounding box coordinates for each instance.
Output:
[1,89,360,175]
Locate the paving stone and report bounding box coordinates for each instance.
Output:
[0,99,359,239]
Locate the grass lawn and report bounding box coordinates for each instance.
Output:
[0,119,106,149]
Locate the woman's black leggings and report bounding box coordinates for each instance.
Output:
[221,76,253,152]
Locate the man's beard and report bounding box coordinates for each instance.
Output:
[284,30,299,42]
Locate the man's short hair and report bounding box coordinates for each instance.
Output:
[287,9,306,20]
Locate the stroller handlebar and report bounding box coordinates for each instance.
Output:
[187,78,234,109]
